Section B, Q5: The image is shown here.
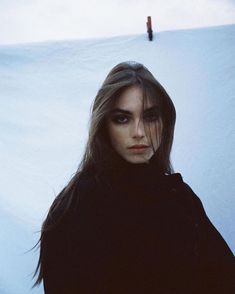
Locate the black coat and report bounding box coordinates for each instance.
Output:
[41,161,235,293]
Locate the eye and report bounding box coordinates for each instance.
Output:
[143,111,160,122]
[111,114,129,124]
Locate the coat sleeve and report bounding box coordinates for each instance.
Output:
[183,183,235,293]
[41,177,112,294]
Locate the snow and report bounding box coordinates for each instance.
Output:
[0,24,234,293]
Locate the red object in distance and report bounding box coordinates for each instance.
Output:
[147,16,152,31]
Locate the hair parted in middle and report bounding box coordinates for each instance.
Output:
[81,61,176,175]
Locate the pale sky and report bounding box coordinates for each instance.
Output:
[1,0,235,45]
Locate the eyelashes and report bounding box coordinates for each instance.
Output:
[144,112,160,122]
[111,114,129,124]
[110,111,160,125]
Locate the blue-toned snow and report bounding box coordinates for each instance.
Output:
[0,24,234,293]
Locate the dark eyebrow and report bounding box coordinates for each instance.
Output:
[110,108,132,115]
[143,105,159,114]
[110,105,159,115]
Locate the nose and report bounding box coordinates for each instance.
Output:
[132,119,145,139]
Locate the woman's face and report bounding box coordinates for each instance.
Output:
[107,85,163,164]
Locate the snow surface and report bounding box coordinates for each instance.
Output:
[0,24,234,293]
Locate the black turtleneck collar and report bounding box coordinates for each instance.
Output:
[80,152,184,206]
[115,157,163,178]
[93,151,169,184]
[88,150,183,189]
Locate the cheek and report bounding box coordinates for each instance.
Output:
[108,125,127,148]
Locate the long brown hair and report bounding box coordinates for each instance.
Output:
[33,61,176,286]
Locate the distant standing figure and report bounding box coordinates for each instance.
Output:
[34,61,235,293]
[147,16,153,41]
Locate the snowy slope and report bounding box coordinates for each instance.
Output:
[0,24,234,293]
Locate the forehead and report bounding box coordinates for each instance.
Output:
[113,85,156,111]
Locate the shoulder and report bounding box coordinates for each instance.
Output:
[41,172,104,252]
[163,172,189,196]
[165,172,205,212]
[45,172,102,228]
[166,172,199,199]
[74,171,106,206]
[164,172,184,188]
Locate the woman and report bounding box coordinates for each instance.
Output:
[34,61,234,293]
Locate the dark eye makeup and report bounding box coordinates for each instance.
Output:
[143,110,160,122]
[110,114,130,124]
[110,111,160,125]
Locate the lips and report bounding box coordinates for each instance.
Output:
[128,144,149,149]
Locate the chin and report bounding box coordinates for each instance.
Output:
[125,156,149,164]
